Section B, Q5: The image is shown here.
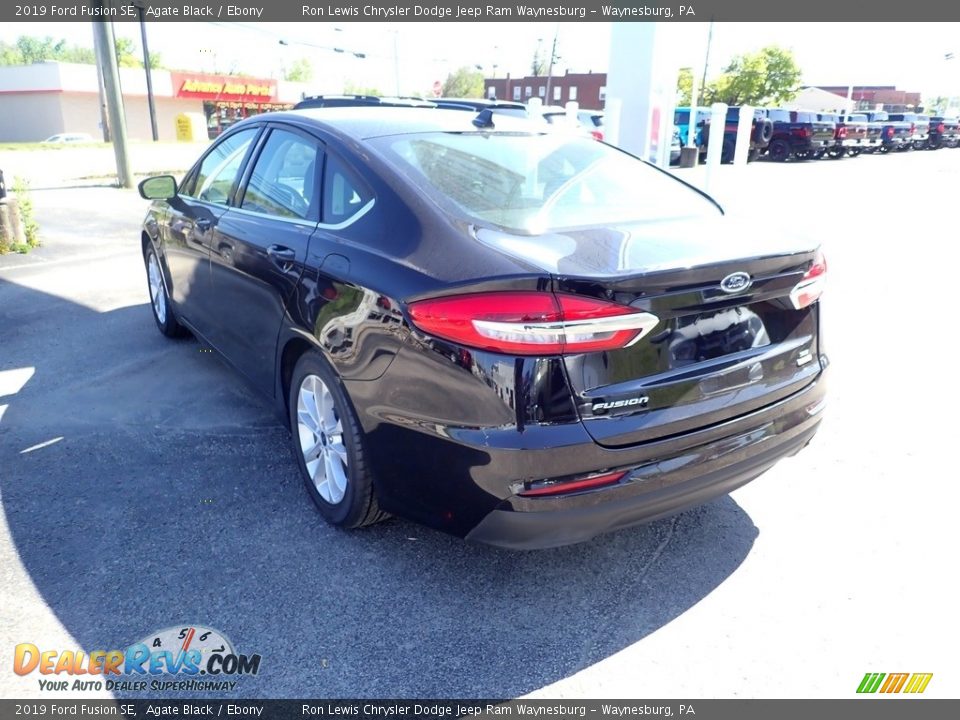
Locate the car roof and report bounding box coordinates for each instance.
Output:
[257,106,548,141]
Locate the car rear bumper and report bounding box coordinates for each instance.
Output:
[466,366,828,549]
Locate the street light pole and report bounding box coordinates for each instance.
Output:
[135,3,159,141]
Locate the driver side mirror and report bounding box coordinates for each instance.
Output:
[138,175,177,200]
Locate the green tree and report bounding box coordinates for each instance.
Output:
[676,67,694,105]
[283,58,313,83]
[530,47,545,77]
[441,66,484,98]
[343,81,383,96]
[0,34,160,69]
[706,45,802,106]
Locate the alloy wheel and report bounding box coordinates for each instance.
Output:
[147,252,167,324]
[297,374,349,505]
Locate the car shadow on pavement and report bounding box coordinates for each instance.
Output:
[1,278,759,699]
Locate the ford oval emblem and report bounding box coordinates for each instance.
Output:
[720,271,752,294]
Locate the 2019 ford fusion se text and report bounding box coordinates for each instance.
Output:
[138,107,828,549]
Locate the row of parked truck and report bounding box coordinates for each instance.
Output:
[674,107,960,163]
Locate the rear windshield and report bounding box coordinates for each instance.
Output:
[370,132,718,233]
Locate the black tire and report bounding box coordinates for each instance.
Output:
[144,244,188,338]
[757,118,774,144]
[827,147,846,159]
[720,139,735,164]
[847,148,862,157]
[812,149,826,160]
[747,148,760,163]
[289,350,388,529]
[768,138,791,162]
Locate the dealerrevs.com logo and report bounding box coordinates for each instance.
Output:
[13,625,261,693]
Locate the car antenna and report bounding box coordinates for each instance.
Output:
[472,109,496,129]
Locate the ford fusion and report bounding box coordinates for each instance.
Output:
[138,108,827,549]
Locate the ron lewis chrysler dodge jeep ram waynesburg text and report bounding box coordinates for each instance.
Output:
[138,107,828,549]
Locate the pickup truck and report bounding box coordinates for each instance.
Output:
[701,106,774,162]
[762,109,836,161]
[926,117,960,149]
[820,112,871,158]
[673,107,710,151]
[857,111,912,153]
[886,113,930,150]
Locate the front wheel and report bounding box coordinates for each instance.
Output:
[768,139,791,162]
[289,351,388,529]
[144,245,187,338]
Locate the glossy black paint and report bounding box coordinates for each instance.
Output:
[141,107,827,548]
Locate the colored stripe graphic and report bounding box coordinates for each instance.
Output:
[857,673,885,693]
[880,673,909,693]
[903,673,933,694]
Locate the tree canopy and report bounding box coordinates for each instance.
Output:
[283,58,313,83]
[0,34,161,69]
[678,45,802,107]
[441,66,484,98]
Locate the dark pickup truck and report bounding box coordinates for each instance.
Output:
[821,112,873,158]
[927,117,960,149]
[763,109,836,161]
[857,111,911,153]
[700,106,774,163]
[886,113,930,150]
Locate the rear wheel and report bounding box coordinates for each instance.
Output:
[289,350,387,529]
[827,147,846,159]
[144,245,187,338]
[847,148,862,157]
[768,139,791,162]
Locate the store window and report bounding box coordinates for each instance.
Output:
[553,86,562,101]
[512,86,521,101]
[569,86,578,101]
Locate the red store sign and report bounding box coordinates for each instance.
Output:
[171,72,278,103]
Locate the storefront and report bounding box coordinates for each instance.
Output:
[169,71,293,138]
[0,62,307,143]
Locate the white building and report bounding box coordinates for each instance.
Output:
[0,62,309,142]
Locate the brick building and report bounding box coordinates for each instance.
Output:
[484,70,607,110]
[814,86,922,112]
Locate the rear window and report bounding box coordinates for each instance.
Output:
[370,132,718,233]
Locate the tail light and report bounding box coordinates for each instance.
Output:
[886,126,894,138]
[408,292,660,356]
[590,130,604,141]
[837,126,847,139]
[519,470,627,497]
[792,127,810,138]
[910,123,916,134]
[937,123,945,134]
[789,250,827,310]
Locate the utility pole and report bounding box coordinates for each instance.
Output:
[544,29,559,106]
[699,19,714,106]
[92,14,133,188]
[135,2,159,141]
[91,23,111,142]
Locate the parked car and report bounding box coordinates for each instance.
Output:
[700,106,774,163]
[577,110,605,141]
[137,107,827,549]
[295,95,437,110]
[858,111,912,153]
[763,109,836,161]
[926,116,960,149]
[433,98,529,118]
[673,106,710,150]
[670,124,682,164]
[885,113,930,150]
[837,113,882,156]
[820,112,871,158]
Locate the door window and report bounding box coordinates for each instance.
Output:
[241,129,320,220]
[189,128,258,205]
[322,155,372,224]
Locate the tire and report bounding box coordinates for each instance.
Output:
[747,148,760,163]
[827,147,846,159]
[720,139,735,164]
[144,244,188,338]
[757,118,774,144]
[289,350,387,529]
[847,148,862,157]
[768,138,791,162]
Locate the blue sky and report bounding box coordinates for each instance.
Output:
[2,21,958,100]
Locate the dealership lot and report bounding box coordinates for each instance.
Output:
[1,149,958,699]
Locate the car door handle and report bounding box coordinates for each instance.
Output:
[267,245,297,263]
[195,218,212,232]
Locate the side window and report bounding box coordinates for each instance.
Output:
[322,155,372,224]
[190,128,258,205]
[241,129,320,220]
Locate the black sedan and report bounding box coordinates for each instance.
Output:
[138,108,828,549]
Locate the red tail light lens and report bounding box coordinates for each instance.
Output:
[789,250,827,310]
[937,123,945,133]
[910,123,916,134]
[590,130,604,141]
[408,292,660,356]
[519,470,627,497]
[837,126,847,139]
[886,127,894,138]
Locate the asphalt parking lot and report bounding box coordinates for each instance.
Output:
[1,149,958,700]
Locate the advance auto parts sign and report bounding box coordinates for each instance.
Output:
[172,72,277,103]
